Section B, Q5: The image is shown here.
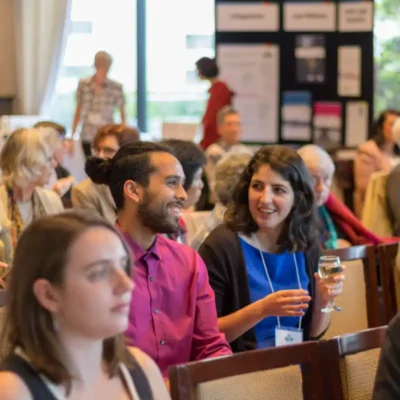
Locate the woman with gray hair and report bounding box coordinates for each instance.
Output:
[298,144,388,248]
[191,152,251,250]
[0,128,64,278]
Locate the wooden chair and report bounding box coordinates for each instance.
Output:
[320,326,387,400]
[377,243,399,324]
[322,245,381,337]
[169,342,324,400]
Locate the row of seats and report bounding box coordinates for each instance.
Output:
[305,243,399,341]
[169,326,386,400]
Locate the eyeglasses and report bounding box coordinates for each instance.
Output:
[92,146,118,158]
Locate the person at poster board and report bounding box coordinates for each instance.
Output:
[354,109,400,217]
[195,57,235,150]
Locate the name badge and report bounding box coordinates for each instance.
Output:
[275,326,303,347]
[87,112,103,125]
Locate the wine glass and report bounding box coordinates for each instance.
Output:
[318,255,343,313]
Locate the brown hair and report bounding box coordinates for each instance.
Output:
[224,145,316,252]
[92,124,140,150]
[0,211,133,393]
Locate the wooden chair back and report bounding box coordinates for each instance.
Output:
[169,342,324,400]
[323,245,381,329]
[377,243,399,324]
[320,326,387,400]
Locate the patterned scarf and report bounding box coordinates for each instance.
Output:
[7,188,46,249]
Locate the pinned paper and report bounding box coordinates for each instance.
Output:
[218,44,280,143]
[217,3,279,32]
[284,2,336,32]
[338,46,362,97]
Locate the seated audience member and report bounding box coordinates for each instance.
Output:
[298,144,390,248]
[373,313,400,399]
[354,109,400,217]
[205,106,253,202]
[34,121,75,201]
[386,118,400,236]
[85,141,232,377]
[162,139,206,243]
[191,152,251,250]
[72,124,139,223]
[0,212,170,399]
[0,129,63,257]
[198,146,344,352]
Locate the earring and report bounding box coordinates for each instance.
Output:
[52,317,60,332]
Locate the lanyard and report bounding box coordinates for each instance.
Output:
[255,236,303,331]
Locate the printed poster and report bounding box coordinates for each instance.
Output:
[281,91,312,141]
[313,102,343,149]
[217,44,280,143]
[295,35,326,84]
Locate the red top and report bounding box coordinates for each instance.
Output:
[200,81,234,150]
[325,193,399,245]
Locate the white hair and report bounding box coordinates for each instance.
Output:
[0,128,53,188]
[297,144,335,176]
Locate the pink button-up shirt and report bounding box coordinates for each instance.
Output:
[121,231,232,377]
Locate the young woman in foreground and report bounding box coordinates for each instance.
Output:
[0,212,170,400]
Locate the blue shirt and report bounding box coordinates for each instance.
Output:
[239,236,309,348]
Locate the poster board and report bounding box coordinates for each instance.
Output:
[215,0,374,146]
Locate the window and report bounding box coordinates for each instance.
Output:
[49,0,216,138]
[49,0,137,132]
[186,34,214,50]
[374,0,400,114]
[146,0,215,137]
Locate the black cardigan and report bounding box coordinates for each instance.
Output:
[198,225,322,353]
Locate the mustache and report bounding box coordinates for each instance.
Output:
[168,201,184,207]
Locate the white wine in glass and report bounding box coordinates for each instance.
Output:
[318,255,343,313]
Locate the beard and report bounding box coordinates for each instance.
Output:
[138,191,181,234]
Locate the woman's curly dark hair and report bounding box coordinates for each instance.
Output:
[224,145,316,252]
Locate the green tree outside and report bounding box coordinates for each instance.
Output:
[374,0,400,114]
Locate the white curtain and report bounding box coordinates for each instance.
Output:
[13,0,72,115]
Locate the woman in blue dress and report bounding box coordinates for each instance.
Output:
[198,145,344,352]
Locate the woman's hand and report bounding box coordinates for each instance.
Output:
[314,265,345,305]
[260,289,311,318]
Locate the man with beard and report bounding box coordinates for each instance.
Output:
[85,141,232,378]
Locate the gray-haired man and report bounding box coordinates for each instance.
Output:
[204,106,252,203]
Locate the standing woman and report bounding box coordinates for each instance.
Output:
[0,212,170,399]
[354,109,400,217]
[198,146,344,352]
[196,57,234,150]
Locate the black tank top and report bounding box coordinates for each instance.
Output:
[0,353,154,400]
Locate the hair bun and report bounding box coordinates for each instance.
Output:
[85,156,112,185]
